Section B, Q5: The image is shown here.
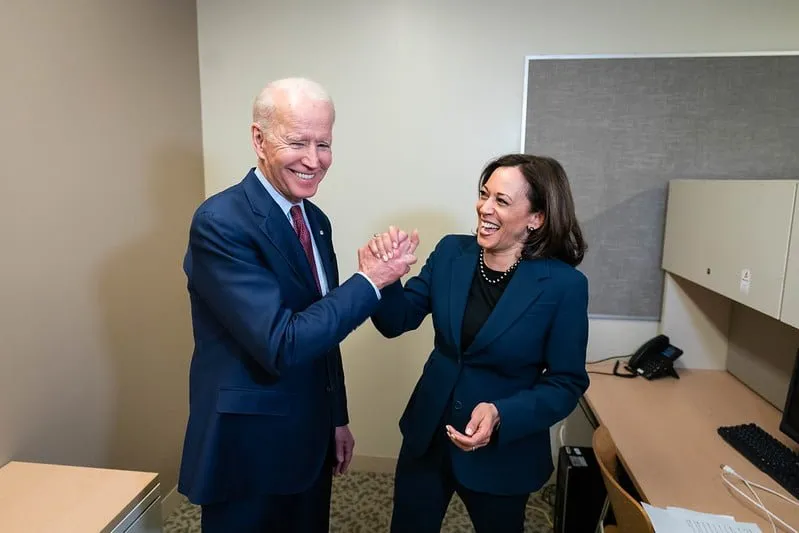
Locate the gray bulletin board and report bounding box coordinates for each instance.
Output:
[521,53,799,319]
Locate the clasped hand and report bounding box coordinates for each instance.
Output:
[358,226,420,288]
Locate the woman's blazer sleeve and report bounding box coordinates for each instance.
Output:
[370,237,448,338]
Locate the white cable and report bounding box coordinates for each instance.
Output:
[721,465,797,533]
[722,464,799,508]
[743,479,799,508]
[742,475,775,533]
[721,475,783,532]
[722,465,796,532]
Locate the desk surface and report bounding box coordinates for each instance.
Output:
[584,365,799,530]
[0,461,158,533]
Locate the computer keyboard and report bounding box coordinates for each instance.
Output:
[717,422,799,500]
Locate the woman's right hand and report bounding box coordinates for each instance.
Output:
[369,226,417,261]
[357,231,419,289]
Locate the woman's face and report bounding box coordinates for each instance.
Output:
[475,166,542,255]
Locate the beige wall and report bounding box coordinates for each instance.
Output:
[0,0,203,493]
[196,0,799,460]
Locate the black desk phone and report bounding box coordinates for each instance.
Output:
[620,334,684,380]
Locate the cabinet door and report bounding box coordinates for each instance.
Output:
[781,198,799,329]
[662,179,797,319]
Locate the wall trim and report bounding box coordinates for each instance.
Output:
[350,454,397,474]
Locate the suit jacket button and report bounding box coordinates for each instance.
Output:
[454,400,462,410]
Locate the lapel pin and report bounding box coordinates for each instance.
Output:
[319,230,324,235]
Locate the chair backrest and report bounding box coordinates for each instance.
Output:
[592,425,655,533]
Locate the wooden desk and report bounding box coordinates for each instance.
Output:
[584,365,799,530]
[0,461,160,533]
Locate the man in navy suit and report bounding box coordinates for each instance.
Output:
[177,78,418,532]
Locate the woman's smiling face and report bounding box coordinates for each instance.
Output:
[476,165,542,255]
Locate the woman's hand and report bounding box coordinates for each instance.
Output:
[357,228,420,287]
[446,402,500,452]
[368,226,414,261]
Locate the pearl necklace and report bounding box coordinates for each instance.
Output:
[479,249,521,285]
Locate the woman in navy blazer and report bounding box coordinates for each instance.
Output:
[367,153,590,533]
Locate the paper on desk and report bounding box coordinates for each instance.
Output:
[666,506,736,522]
[643,503,761,533]
[682,520,761,533]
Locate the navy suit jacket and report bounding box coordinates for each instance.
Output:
[178,170,379,505]
[372,234,590,495]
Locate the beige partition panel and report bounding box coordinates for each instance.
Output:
[662,179,797,320]
[782,199,799,330]
[727,303,799,409]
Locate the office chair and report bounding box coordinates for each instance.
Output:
[592,425,655,533]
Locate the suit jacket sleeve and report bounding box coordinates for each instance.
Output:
[370,239,439,337]
[188,211,379,376]
[493,272,590,446]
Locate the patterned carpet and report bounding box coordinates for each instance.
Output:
[164,471,555,532]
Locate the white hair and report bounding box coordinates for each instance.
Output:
[252,77,335,133]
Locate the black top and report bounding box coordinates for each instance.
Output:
[460,258,516,351]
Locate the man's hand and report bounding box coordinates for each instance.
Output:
[358,228,419,289]
[333,425,355,475]
[445,402,500,452]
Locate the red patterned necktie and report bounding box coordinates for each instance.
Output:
[289,205,321,294]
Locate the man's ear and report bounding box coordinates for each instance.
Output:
[251,123,265,158]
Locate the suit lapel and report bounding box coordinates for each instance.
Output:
[449,243,478,348]
[465,259,549,355]
[262,210,318,290]
[242,171,317,296]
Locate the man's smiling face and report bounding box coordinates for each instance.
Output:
[253,92,334,203]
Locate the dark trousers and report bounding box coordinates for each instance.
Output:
[201,438,334,533]
[390,429,529,533]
